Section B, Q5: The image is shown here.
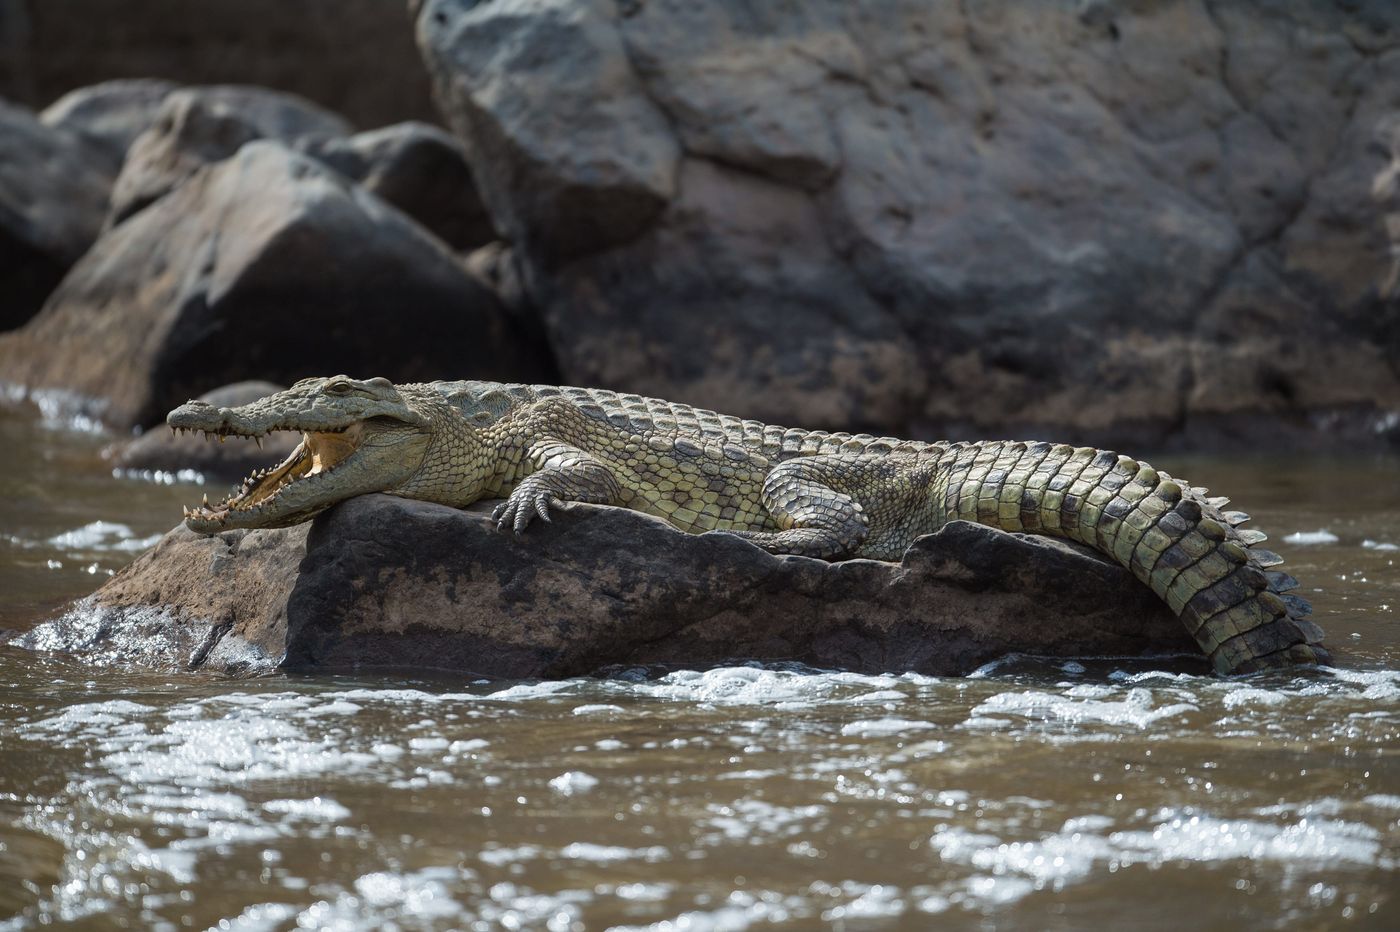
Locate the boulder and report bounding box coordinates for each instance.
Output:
[0,99,115,331]
[39,78,179,166]
[300,122,497,251]
[416,0,680,260]
[112,381,298,481]
[0,140,553,429]
[15,496,1196,677]
[415,0,1400,448]
[107,86,352,225]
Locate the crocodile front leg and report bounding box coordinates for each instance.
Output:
[492,440,624,533]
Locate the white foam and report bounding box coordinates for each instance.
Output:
[262,797,351,822]
[548,771,599,795]
[572,704,624,715]
[558,842,669,864]
[1361,539,1399,551]
[1362,794,1400,810]
[1282,530,1339,545]
[969,687,1197,729]
[203,902,298,932]
[46,521,163,553]
[1109,812,1384,866]
[1221,687,1289,709]
[840,718,937,737]
[930,808,1390,911]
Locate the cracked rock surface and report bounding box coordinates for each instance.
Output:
[13,496,1194,678]
[417,0,1400,449]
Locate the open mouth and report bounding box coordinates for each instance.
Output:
[178,423,364,526]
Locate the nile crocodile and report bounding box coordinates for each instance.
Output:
[168,376,1329,675]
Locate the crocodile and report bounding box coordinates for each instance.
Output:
[168,375,1329,675]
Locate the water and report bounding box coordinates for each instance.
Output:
[1,398,1398,929]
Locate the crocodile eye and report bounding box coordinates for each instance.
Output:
[325,380,354,395]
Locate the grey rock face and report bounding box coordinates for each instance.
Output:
[107,85,352,226]
[0,99,114,330]
[0,141,550,429]
[113,381,299,481]
[417,0,680,260]
[15,496,1194,677]
[300,122,497,251]
[416,0,1400,447]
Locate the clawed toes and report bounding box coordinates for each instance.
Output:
[494,491,563,534]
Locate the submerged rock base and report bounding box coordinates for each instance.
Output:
[15,496,1196,677]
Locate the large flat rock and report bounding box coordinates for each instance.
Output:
[14,495,1196,678]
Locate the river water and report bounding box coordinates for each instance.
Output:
[1,397,1397,929]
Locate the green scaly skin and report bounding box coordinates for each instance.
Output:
[167,375,1330,675]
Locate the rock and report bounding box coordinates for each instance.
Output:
[15,496,1195,677]
[112,381,299,481]
[415,0,1400,447]
[300,122,496,251]
[107,86,352,226]
[39,78,179,167]
[416,0,680,260]
[1,0,437,129]
[16,523,306,674]
[0,140,552,430]
[0,99,114,330]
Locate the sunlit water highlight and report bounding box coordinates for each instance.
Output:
[2,398,1398,929]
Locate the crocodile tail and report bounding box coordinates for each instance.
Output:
[933,440,1330,675]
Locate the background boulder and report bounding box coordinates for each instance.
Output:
[0,99,114,330]
[15,498,1195,677]
[0,141,553,429]
[417,0,1400,449]
[39,78,177,167]
[299,121,497,251]
[106,85,352,225]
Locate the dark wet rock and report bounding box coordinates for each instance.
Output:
[107,86,352,226]
[415,0,1400,446]
[39,78,179,167]
[17,496,1196,677]
[112,381,298,481]
[0,99,115,330]
[16,523,307,674]
[301,122,497,251]
[0,140,551,430]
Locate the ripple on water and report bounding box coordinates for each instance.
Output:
[5,664,1399,927]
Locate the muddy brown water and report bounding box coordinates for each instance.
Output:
[1,397,1397,929]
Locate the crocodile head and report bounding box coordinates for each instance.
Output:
[168,375,435,532]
